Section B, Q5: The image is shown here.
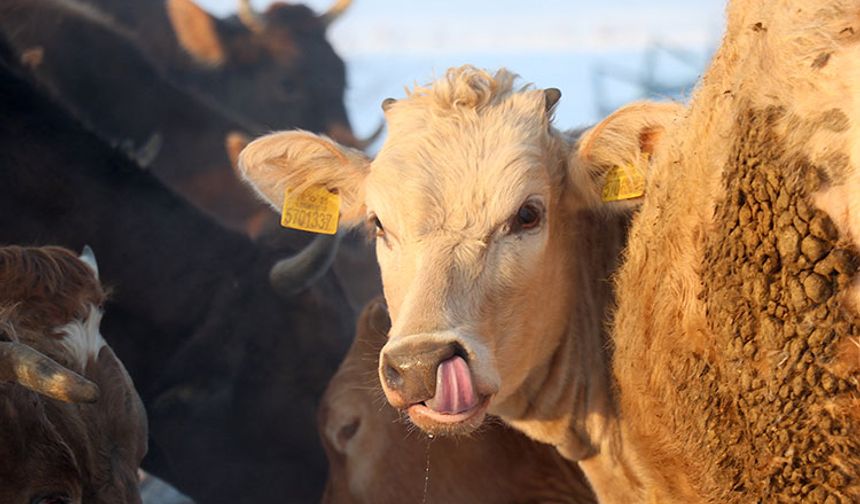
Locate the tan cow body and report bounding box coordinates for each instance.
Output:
[240,1,860,501]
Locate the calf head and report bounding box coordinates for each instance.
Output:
[240,66,681,440]
[0,246,147,504]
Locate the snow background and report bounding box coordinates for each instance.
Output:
[198,0,727,147]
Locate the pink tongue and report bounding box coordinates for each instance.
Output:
[425,356,478,414]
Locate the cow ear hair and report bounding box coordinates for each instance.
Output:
[225,131,251,171]
[166,0,227,67]
[237,131,371,228]
[568,101,683,212]
[85,346,148,464]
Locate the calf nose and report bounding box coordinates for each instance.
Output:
[380,341,458,407]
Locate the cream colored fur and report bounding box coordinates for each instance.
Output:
[239,4,860,498]
[239,66,682,501]
[609,0,860,502]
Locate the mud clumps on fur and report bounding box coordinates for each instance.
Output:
[696,107,860,502]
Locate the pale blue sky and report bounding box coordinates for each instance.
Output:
[199,0,725,55]
[196,1,726,145]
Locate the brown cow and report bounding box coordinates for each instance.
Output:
[2,0,382,309]
[0,0,272,237]
[239,0,860,498]
[80,0,359,143]
[0,45,352,502]
[0,245,147,504]
[319,297,597,503]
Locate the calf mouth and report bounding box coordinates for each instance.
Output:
[406,395,491,435]
[405,354,492,435]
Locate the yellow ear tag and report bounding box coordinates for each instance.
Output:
[281,186,340,235]
[601,163,646,202]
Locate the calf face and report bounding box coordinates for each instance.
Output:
[0,246,147,504]
[318,297,597,503]
[240,66,682,438]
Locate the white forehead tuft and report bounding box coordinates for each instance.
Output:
[56,304,106,370]
[366,66,565,239]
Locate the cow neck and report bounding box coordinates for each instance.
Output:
[500,206,644,499]
[559,207,646,502]
[499,207,628,446]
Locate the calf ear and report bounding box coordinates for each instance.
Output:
[238,131,371,228]
[166,0,226,67]
[356,297,391,351]
[225,131,251,171]
[569,101,684,211]
[86,346,148,464]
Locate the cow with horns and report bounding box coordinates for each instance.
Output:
[77,0,365,147]
[0,245,147,504]
[0,37,352,503]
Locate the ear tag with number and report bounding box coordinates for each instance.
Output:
[601,161,646,203]
[281,186,340,235]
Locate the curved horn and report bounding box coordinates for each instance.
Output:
[356,120,385,150]
[320,0,352,27]
[237,0,265,33]
[269,233,341,298]
[0,341,100,403]
[327,120,385,151]
[544,88,561,111]
[381,97,397,112]
[79,244,99,279]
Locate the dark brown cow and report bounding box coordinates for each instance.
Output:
[80,0,358,144]
[0,245,147,504]
[320,297,598,503]
[0,39,353,503]
[0,0,272,237]
[1,0,382,308]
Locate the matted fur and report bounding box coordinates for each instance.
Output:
[607,0,860,502]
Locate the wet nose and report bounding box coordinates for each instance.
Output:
[380,340,459,407]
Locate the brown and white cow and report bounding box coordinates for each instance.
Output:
[319,297,597,503]
[240,0,860,500]
[0,49,351,502]
[79,0,358,144]
[0,245,147,504]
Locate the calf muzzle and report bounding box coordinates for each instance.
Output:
[379,339,461,409]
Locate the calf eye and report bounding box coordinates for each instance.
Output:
[32,494,72,504]
[509,201,543,234]
[368,215,385,238]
